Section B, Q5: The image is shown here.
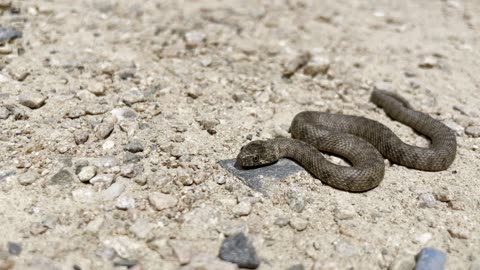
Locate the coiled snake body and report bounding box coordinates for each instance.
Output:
[237,90,457,192]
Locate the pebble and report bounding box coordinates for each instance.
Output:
[176,169,193,186]
[95,116,117,139]
[122,89,145,105]
[215,175,226,185]
[283,51,311,77]
[87,81,106,96]
[442,119,464,136]
[303,56,331,76]
[184,31,206,48]
[465,126,480,137]
[50,169,74,185]
[104,236,141,260]
[233,201,252,217]
[219,232,260,269]
[415,247,446,270]
[274,217,289,227]
[90,174,114,187]
[120,164,138,178]
[111,107,137,121]
[91,156,119,168]
[124,152,142,164]
[334,204,356,220]
[287,190,306,213]
[433,188,453,202]
[418,193,436,208]
[447,227,469,239]
[86,216,104,233]
[30,222,48,235]
[289,217,308,231]
[102,182,125,201]
[374,81,393,92]
[418,56,438,69]
[124,141,144,153]
[74,130,89,144]
[116,196,135,210]
[17,171,39,185]
[0,106,10,119]
[388,255,415,270]
[148,192,177,210]
[18,92,47,109]
[0,26,22,43]
[72,187,96,203]
[169,240,192,265]
[129,218,153,239]
[413,232,432,244]
[77,166,97,182]
[7,242,22,256]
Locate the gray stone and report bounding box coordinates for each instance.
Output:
[124,141,144,153]
[90,174,114,187]
[289,217,308,231]
[418,56,438,69]
[287,190,306,213]
[111,107,137,121]
[129,218,153,239]
[116,196,135,210]
[102,182,125,201]
[185,31,206,48]
[466,126,480,138]
[0,105,10,119]
[288,264,305,270]
[124,152,142,164]
[219,232,260,269]
[415,247,446,270]
[233,201,252,217]
[7,242,22,256]
[0,26,22,43]
[148,192,177,210]
[122,89,145,105]
[18,92,47,109]
[50,169,74,185]
[77,166,97,182]
[283,51,311,77]
[95,116,116,139]
[303,56,330,76]
[418,193,436,208]
[17,171,39,185]
[218,159,304,196]
[74,130,89,145]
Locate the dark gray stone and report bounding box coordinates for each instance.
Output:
[218,158,304,195]
[219,232,260,269]
[7,242,22,255]
[124,141,144,153]
[415,247,446,270]
[50,169,74,185]
[124,152,142,163]
[0,27,22,43]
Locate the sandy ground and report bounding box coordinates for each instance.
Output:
[0,0,479,269]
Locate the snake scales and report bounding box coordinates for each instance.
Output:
[237,90,457,192]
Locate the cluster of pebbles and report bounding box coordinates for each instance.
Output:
[0,0,479,270]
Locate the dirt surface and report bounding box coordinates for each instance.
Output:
[0,0,479,269]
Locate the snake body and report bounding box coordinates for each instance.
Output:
[236,90,457,192]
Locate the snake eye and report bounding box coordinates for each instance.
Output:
[253,156,259,162]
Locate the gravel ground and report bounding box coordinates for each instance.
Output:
[0,0,479,269]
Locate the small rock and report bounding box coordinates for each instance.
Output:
[448,227,469,239]
[7,242,22,256]
[185,31,206,48]
[111,107,137,121]
[120,164,138,178]
[77,166,97,182]
[274,217,289,227]
[113,259,139,268]
[215,175,226,185]
[116,196,135,210]
[30,222,48,235]
[447,200,466,211]
[122,89,145,105]
[148,192,177,210]
[283,51,311,77]
[233,201,252,217]
[170,240,192,265]
[374,81,393,92]
[95,116,116,139]
[414,232,432,244]
[176,169,193,186]
[72,187,96,203]
[334,204,356,220]
[433,188,453,202]
[415,247,446,270]
[443,119,464,136]
[18,92,47,109]
[129,219,153,239]
[289,217,308,231]
[418,56,438,69]
[287,190,306,213]
[102,182,125,201]
[418,193,436,208]
[0,26,22,43]
[303,56,330,76]
[219,232,260,269]
[0,106,10,119]
[50,169,74,185]
[124,141,144,153]
[17,171,39,185]
[90,174,114,187]
[124,152,142,164]
[74,130,89,144]
[86,216,104,233]
[288,264,305,270]
[466,126,480,138]
[88,81,106,96]
[104,236,142,260]
[388,255,415,270]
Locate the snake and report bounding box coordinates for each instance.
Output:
[236,90,457,192]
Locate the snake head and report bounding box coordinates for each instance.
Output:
[236,140,279,167]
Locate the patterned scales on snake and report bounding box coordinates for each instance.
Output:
[236,90,457,192]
